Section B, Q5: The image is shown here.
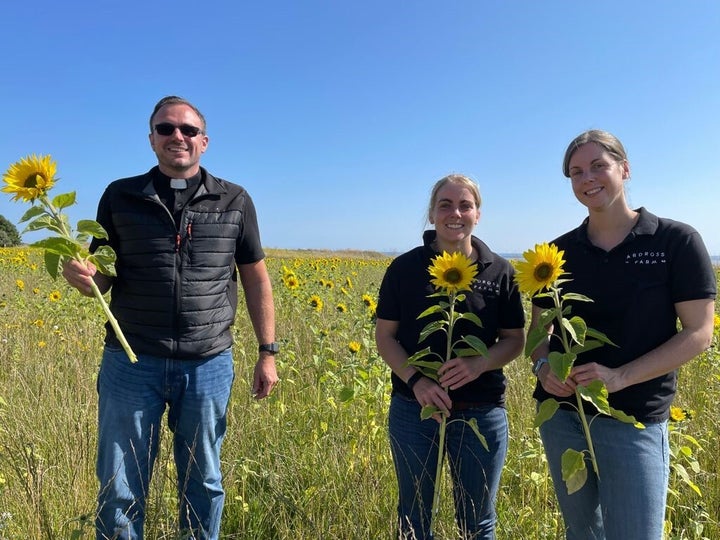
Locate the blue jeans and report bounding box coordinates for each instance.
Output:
[95,345,234,540]
[539,406,669,540]
[388,394,508,540]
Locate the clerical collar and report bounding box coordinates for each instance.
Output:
[155,169,202,190]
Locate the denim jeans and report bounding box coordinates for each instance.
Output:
[539,406,669,540]
[388,393,509,540]
[95,345,234,540]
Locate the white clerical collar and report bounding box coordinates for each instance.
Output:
[170,178,188,190]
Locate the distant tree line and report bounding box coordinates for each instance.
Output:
[0,214,21,247]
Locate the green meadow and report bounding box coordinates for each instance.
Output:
[1,246,718,539]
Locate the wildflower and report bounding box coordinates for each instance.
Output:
[32,287,40,295]
[283,274,300,290]
[514,242,566,296]
[714,313,720,330]
[48,290,61,302]
[345,276,354,289]
[309,295,323,312]
[38,341,47,348]
[15,279,24,291]
[428,251,477,293]
[348,341,362,354]
[33,319,44,327]
[1,154,56,202]
[669,406,686,422]
[336,303,348,313]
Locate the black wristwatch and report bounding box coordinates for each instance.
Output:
[532,357,549,376]
[258,342,280,354]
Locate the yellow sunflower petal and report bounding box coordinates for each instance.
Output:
[514,242,566,295]
[428,251,478,293]
[2,154,57,202]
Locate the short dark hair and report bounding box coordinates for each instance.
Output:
[149,96,207,132]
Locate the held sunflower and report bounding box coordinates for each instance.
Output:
[515,242,566,296]
[1,154,57,202]
[428,251,478,294]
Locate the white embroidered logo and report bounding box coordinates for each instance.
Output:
[625,251,667,265]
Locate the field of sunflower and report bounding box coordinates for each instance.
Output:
[0,247,718,539]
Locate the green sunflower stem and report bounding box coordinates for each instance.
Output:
[430,412,448,535]
[552,283,599,478]
[575,388,600,477]
[87,277,138,363]
[429,290,456,536]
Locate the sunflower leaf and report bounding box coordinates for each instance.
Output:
[569,339,605,355]
[534,398,559,427]
[52,191,76,210]
[561,292,593,303]
[43,251,62,280]
[420,405,441,420]
[31,236,82,258]
[585,327,618,348]
[463,417,489,451]
[562,315,587,346]
[89,245,117,277]
[457,312,483,328]
[77,219,109,240]
[419,320,447,342]
[456,334,489,357]
[549,351,575,382]
[22,215,65,235]
[417,304,445,319]
[525,324,550,357]
[19,205,47,223]
[561,448,588,494]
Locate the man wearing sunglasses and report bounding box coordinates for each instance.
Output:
[62,95,278,539]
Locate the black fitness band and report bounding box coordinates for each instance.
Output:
[406,371,425,392]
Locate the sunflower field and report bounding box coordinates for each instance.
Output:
[0,246,718,539]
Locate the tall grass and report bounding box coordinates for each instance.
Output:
[0,247,717,539]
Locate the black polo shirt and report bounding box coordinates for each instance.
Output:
[377,230,526,406]
[533,207,716,422]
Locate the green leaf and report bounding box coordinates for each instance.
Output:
[44,251,63,280]
[456,334,489,357]
[563,315,587,346]
[420,405,441,420]
[585,327,618,348]
[407,347,433,364]
[19,205,47,223]
[52,191,77,210]
[525,325,550,357]
[569,339,605,355]
[338,386,354,402]
[417,304,445,319]
[464,417,489,451]
[31,236,83,258]
[458,312,483,328]
[77,219,109,240]
[561,292,593,303]
[549,351,576,382]
[576,381,644,428]
[533,398,559,428]
[419,320,447,343]
[561,448,588,494]
[22,215,65,235]
[89,245,117,277]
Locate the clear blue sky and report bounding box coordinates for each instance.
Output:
[1,1,718,255]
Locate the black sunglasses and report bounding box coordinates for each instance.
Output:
[154,123,204,137]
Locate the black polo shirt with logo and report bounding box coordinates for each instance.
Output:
[377,230,526,406]
[533,207,716,422]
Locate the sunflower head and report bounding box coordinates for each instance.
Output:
[2,154,57,202]
[428,251,478,294]
[514,242,566,296]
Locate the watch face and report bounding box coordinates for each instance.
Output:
[260,342,279,354]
